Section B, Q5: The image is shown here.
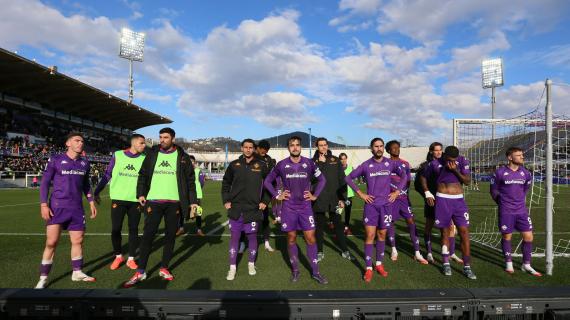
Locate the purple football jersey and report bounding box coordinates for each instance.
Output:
[346,156,407,205]
[40,154,93,208]
[424,156,471,185]
[264,156,326,211]
[390,158,412,200]
[490,165,532,213]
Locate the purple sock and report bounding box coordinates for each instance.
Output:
[71,257,83,271]
[449,236,456,256]
[39,261,52,276]
[463,255,471,267]
[247,233,258,263]
[307,243,319,276]
[364,243,374,268]
[408,223,420,252]
[501,238,513,263]
[388,225,396,248]
[376,240,386,262]
[229,231,240,265]
[288,243,299,272]
[424,233,432,254]
[522,241,533,265]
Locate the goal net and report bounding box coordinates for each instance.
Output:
[453,109,570,258]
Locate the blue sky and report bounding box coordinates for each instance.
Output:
[1,0,569,146]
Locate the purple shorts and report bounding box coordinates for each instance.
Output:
[434,194,469,228]
[498,209,533,234]
[391,198,413,221]
[280,207,315,232]
[363,202,392,229]
[47,207,86,231]
[228,215,258,234]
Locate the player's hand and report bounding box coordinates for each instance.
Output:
[259,202,267,210]
[40,204,53,221]
[447,161,458,172]
[304,191,317,201]
[190,204,198,218]
[94,194,101,205]
[426,197,435,207]
[89,202,97,219]
[277,190,291,201]
[338,200,345,208]
[138,196,146,206]
[224,202,232,209]
[388,191,399,203]
[358,191,375,204]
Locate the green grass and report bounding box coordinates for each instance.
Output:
[0,181,569,290]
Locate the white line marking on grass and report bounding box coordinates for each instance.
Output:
[206,220,229,235]
[0,202,40,208]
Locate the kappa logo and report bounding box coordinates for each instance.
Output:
[369,164,374,168]
[504,172,509,176]
[285,164,291,168]
[124,164,136,171]
[159,160,171,168]
[61,160,68,164]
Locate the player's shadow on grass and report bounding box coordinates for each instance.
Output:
[322,239,363,270]
[188,277,212,290]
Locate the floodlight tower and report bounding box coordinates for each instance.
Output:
[119,28,145,104]
[481,57,504,139]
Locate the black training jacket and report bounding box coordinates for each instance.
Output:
[312,153,347,212]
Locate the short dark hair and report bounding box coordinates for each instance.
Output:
[506,146,524,157]
[369,137,384,149]
[66,131,84,141]
[315,137,328,147]
[427,142,443,161]
[288,135,302,146]
[257,140,270,151]
[241,138,255,147]
[386,140,400,151]
[444,145,460,158]
[159,127,175,138]
[189,155,196,161]
[131,133,145,140]
[339,152,348,159]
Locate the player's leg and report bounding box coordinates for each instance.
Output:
[375,226,389,277]
[303,228,328,284]
[499,211,515,273]
[424,204,435,263]
[69,230,95,282]
[262,207,274,251]
[314,211,326,261]
[227,217,243,280]
[158,203,179,280]
[388,204,399,261]
[453,200,475,279]
[449,223,463,264]
[35,224,62,289]
[405,215,427,264]
[331,211,353,260]
[435,195,453,275]
[519,214,541,276]
[245,220,259,276]
[125,203,141,269]
[287,230,300,282]
[110,201,128,270]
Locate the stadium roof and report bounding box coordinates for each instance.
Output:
[0,47,171,130]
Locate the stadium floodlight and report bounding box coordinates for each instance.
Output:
[481,57,504,139]
[119,28,145,104]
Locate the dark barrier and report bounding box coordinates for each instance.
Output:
[1,287,569,319]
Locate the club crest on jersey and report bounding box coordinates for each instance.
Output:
[253,163,260,169]
[520,171,525,176]
[501,225,507,231]
[81,161,86,166]
[384,162,389,167]
[282,223,288,229]
[159,160,171,168]
[302,163,307,168]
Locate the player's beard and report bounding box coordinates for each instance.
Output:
[290,151,301,158]
[373,150,383,159]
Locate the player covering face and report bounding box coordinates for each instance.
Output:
[264,136,329,284]
[422,145,476,280]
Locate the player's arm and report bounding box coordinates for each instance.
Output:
[344,164,362,194]
[450,159,471,185]
[136,153,153,204]
[263,167,281,199]
[83,162,97,219]
[421,162,435,206]
[260,162,272,207]
[39,156,56,220]
[309,165,326,200]
[221,163,234,208]
[490,169,500,204]
[94,155,115,202]
[388,162,407,202]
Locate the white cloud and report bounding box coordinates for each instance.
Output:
[329,0,381,32]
